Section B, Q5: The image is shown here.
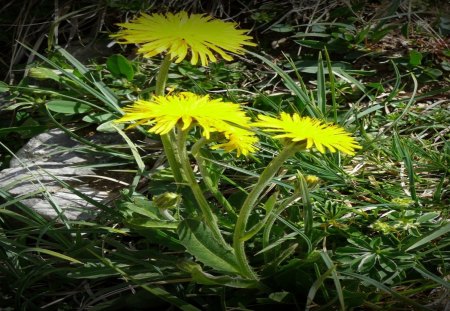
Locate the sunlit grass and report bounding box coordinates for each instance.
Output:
[1,1,449,309]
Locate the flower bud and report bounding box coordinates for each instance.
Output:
[305,175,320,188]
[293,171,320,193]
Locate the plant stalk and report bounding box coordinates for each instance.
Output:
[233,143,300,279]
[154,54,184,184]
[191,137,237,218]
[176,128,228,246]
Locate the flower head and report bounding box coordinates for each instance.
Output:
[211,127,259,157]
[253,112,361,155]
[111,11,256,66]
[115,92,257,156]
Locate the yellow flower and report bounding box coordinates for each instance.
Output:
[253,112,361,155]
[115,92,258,156]
[111,11,256,66]
[305,175,320,187]
[211,127,259,157]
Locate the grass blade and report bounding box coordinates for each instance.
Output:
[320,251,345,311]
[405,223,450,252]
[21,247,83,264]
[341,271,432,310]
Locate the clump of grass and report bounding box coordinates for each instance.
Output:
[1,1,449,310]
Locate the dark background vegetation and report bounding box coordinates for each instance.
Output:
[2,0,448,82]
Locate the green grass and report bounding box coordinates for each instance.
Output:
[1,1,449,310]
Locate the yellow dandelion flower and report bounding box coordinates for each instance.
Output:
[305,175,320,186]
[115,92,258,155]
[111,11,256,66]
[211,127,259,157]
[253,112,361,155]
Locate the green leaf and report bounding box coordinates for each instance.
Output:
[416,212,439,223]
[177,219,239,273]
[107,54,135,81]
[256,232,298,256]
[320,251,345,311]
[294,39,326,49]
[341,271,433,310]
[379,257,397,272]
[28,67,61,81]
[0,81,9,92]
[111,123,145,174]
[96,120,124,133]
[0,125,47,135]
[119,200,159,219]
[357,253,377,272]
[178,262,259,288]
[269,291,292,302]
[127,218,179,230]
[409,50,423,67]
[242,192,278,241]
[270,24,294,32]
[246,51,316,117]
[423,67,442,79]
[67,262,120,279]
[22,247,82,264]
[82,112,115,123]
[46,100,92,114]
[317,52,326,114]
[405,223,450,251]
[441,60,450,71]
[413,264,450,290]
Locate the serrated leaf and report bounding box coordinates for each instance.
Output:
[177,219,238,273]
[46,100,92,114]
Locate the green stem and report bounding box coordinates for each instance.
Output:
[155,54,172,96]
[192,138,237,218]
[176,128,228,246]
[161,133,184,184]
[233,143,300,279]
[154,54,184,185]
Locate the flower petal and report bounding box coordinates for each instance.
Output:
[253,113,361,155]
[114,92,258,156]
[111,11,255,66]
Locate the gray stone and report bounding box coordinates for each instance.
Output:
[0,128,133,221]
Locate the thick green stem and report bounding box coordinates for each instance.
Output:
[161,133,184,184]
[154,54,184,184]
[233,143,300,279]
[177,128,228,246]
[192,138,237,218]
